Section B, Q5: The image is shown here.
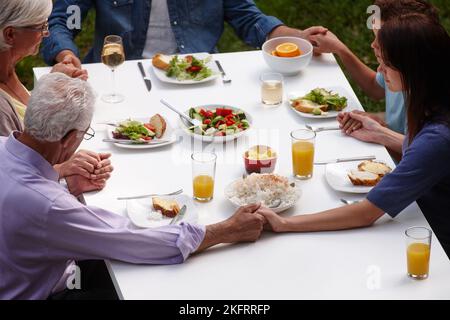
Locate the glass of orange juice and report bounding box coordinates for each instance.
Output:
[291,129,316,180]
[405,227,432,280]
[191,152,217,202]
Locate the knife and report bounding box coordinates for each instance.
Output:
[102,138,169,145]
[137,62,152,92]
[170,205,187,225]
[314,155,376,165]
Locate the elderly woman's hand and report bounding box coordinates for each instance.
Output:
[55,150,108,180]
[51,62,88,81]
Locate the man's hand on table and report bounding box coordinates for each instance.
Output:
[65,174,107,197]
[196,204,266,252]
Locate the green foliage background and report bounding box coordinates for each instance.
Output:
[16,0,450,112]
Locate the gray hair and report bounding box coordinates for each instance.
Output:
[24,73,96,142]
[0,0,52,51]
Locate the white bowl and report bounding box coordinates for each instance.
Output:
[262,37,313,76]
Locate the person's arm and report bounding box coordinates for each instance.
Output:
[259,200,384,233]
[41,0,94,66]
[310,31,384,100]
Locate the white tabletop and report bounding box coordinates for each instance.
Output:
[34,50,450,300]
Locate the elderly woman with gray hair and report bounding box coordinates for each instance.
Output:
[0,0,110,184]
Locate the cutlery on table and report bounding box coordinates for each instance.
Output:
[170,205,187,225]
[215,60,232,84]
[305,124,341,133]
[117,189,183,200]
[340,199,361,205]
[314,155,376,165]
[102,138,169,145]
[159,99,203,129]
[98,122,119,127]
[137,62,152,92]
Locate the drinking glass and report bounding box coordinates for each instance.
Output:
[101,35,125,103]
[192,152,217,202]
[406,227,432,280]
[260,73,283,106]
[291,129,316,180]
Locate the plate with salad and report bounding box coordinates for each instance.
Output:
[106,114,177,149]
[180,105,252,143]
[288,86,358,119]
[151,52,220,84]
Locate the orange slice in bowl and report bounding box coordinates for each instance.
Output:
[275,42,302,57]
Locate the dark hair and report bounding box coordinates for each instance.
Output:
[374,0,439,23]
[378,13,450,142]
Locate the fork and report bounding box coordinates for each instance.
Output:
[305,124,341,132]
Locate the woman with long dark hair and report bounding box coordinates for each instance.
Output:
[258,14,450,257]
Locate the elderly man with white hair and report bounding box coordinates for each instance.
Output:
[0,73,266,300]
[0,0,110,186]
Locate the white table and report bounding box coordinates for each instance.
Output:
[34,50,450,300]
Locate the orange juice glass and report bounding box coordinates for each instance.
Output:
[405,227,432,280]
[291,129,316,180]
[191,152,217,202]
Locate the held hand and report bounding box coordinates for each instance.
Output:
[56,50,82,69]
[309,30,346,55]
[256,207,287,233]
[92,153,114,181]
[56,150,101,179]
[51,62,89,81]
[343,111,384,143]
[223,203,265,243]
[65,174,107,197]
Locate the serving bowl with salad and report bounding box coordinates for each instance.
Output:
[180,105,252,143]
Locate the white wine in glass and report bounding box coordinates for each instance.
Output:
[101,35,125,103]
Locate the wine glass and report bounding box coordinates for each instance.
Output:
[101,35,125,103]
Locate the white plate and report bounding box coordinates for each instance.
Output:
[224,177,302,214]
[179,104,252,143]
[325,162,374,194]
[152,52,220,84]
[106,117,177,149]
[287,86,359,119]
[127,194,198,228]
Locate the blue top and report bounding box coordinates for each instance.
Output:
[41,0,284,64]
[375,72,407,134]
[367,122,450,258]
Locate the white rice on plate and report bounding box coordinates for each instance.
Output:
[225,173,299,208]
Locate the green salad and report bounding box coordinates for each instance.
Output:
[166,55,213,81]
[112,120,156,141]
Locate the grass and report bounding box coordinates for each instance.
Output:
[17,0,450,112]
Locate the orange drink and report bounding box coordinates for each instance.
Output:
[405,227,432,280]
[193,175,214,201]
[191,152,217,202]
[291,129,316,180]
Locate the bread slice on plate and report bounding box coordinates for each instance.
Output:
[358,160,392,177]
[152,197,180,218]
[292,99,328,114]
[152,53,172,71]
[149,114,167,138]
[348,170,380,186]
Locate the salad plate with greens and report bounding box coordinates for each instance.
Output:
[287,86,357,119]
[179,104,252,143]
[152,53,220,84]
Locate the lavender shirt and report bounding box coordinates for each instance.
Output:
[0,133,205,299]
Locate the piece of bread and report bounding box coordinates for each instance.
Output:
[152,197,180,218]
[149,114,167,138]
[348,170,380,186]
[292,99,328,114]
[152,53,171,71]
[358,160,392,177]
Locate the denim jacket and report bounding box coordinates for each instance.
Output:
[42,0,283,64]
